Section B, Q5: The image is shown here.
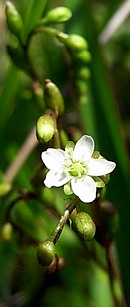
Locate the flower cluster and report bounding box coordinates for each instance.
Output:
[41,135,116,203]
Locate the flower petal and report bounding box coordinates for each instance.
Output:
[41,148,67,170]
[73,135,94,162]
[71,175,96,203]
[44,169,70,188]
[88,158,116,176]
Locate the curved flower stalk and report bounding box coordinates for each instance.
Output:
[41,135,116,203]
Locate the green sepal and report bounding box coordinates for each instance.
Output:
[93,176,105,188]
[92,151,100,159]
[65,141,75,155]
[64,182,73,196]
[100,174,110,185]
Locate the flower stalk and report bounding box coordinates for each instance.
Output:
[49,199,77,244]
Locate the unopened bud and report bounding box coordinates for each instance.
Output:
[77,67,90,80]
[60,34,88,51]
[37,240,55,267]
[44,80,64,116]
[36,113,55,143]
[41,7,72,25]
[73,212,96,240]
[1,223,13,240]
[6,1,23,37]
[75,50,91,63]
[75,79,88,95]
[0,182,11,198]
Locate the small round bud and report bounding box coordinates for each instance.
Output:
[36,114,55,143]
[1,223,13,240]
[75,50,91,63]
[44,80,64,116]
[42,7,72,24]
[75,79,88,95]
[63,34,88,51]
[37,240,55,267]
[77,67,90,80]
[6,1,23,37]
[73,212,96,240]
[0,182,11,198]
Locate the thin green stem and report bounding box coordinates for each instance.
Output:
[92,198,127,307]
[49,199,77,244]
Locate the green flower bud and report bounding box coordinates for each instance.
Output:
[1,223,13,240]
[36,113,55,143]
[0,182,11,198]
[44,80,64,116]
[79,95,88,105]
[63,34,88,51]
[6,1,23,37]
[37,240,55,267]
[41,7,72,25]
[73,212,96,240]
[75,79,88,95]
[100,174,110,185]
[77,67,90,80]
[75,50,91,63]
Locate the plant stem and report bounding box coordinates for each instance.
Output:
[92,199,127,307]
[105,243,127,307]
[49,199,76,244]
[5,125,38,183]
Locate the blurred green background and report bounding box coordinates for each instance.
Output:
[0,0,130,306]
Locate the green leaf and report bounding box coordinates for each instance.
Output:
[22,0,48,43]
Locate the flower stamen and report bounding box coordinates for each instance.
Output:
[68,161,87,178]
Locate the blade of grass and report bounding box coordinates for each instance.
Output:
[22,0,48,43]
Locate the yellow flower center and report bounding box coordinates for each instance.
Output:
[68,161,87,178]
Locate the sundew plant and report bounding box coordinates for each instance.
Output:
[0,0,130,306]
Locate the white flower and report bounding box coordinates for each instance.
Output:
[41,135,116,203]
